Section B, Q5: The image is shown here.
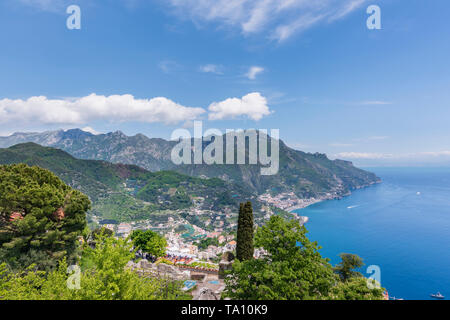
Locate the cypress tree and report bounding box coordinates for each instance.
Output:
[236,201,254,261]
[236,203,244,260]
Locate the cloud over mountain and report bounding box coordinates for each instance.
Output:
[208,92,272,121]
[0,94,205,125]
[0,92,273,127]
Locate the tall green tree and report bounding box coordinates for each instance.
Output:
[224,216,384,300]
[131,229,167,258]
[0,164,90,271]
[236,201,254,261]
[226,215,335,299]
[334,253,364,282]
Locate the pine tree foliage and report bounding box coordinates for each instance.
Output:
[0,164,90,271]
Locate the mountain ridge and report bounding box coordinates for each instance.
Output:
[0,143,255,223]
[0,129,381,199]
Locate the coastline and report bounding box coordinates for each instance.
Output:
[286,199,323,213]
[286,181,382,223]
[288,180,382,213]
[287,200,321,226]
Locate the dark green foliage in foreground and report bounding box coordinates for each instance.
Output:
[328,277,384,300]
[0,164,90,271]
[0,235,190,300]
[131,229,167,258]
[334,253,365,282]
[90,227,114,238]
[236,202,254,261]
[85,227,115,251]
[224,215,385,300]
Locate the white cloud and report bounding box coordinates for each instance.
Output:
[328,0,366,22]
[208,92,272,121]
[164,0,368,41]
[245,66,264,80]
[158,60,181,74]
[81,126,102,135]
[287,142,313,150]
[335,152,393,159]
[0,94,206,126]
[419,151,450,157]
[330,143,355,147]
[0,130,14,137]
[367,136,389,141]
[199,64,224,74]
[360,101,393,106]
[336,151,450,160]
[17,0,67,11]
[272,13,327,42]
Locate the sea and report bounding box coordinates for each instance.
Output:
[294,167,450,300]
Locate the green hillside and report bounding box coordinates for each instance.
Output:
[0,143,254,223]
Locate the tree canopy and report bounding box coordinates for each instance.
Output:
[223,215,384,300]
[0,164,90,271]
[0,235,190,300]
[334,253,365,282]
[131,229,167,258]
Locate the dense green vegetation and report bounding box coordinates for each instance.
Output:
[0,143,254,222]
[189,261,218,270]
[90,193,157,222]
[0,235,189,300]
[136,171,251,211]
[131,229,167,258]
[0,162,383,301]
[224,215,385,300]
[0,164,90,271]
[0,165,189,300]
[334,253,365,281]
[236,202,254,261]
[0,143,145,201]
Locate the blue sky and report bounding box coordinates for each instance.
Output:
[0,0,449,166]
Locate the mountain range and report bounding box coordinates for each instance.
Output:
[0,143,254,224]
[0,129,380,201]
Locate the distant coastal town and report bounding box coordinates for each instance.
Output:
[90,190,326,282]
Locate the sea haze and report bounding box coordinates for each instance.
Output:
[295,167,450,300]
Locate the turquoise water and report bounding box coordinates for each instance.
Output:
[294,167,450,300]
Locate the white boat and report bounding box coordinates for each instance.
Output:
[430,292,445,299]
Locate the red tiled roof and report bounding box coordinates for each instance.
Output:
[9,212,23,222]
[53,208,65,220]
